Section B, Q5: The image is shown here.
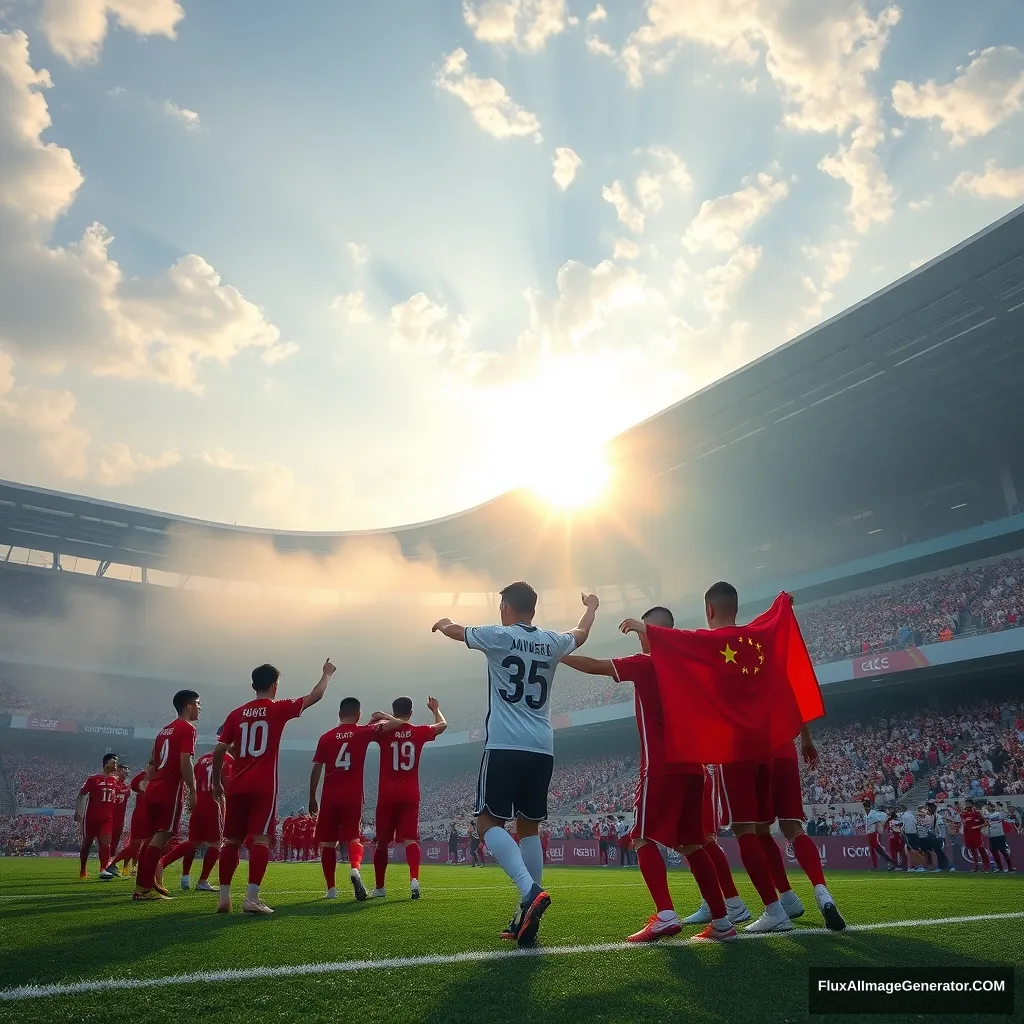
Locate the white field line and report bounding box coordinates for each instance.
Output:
[2,911,1023,1003]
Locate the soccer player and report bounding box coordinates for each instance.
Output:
[565,605,740,942]
[900,803,925,871]
[104,767,151,878]
[863,799,896,870]
[468,820,483,867]
[887,808,906,869]
[132,690,201,901]
[961,800,991,871]
[309,696,378,900]
[984,803,1014,872]
[109,763,131,862]
[366,695,447,899]
[212,659,336,915]
[75,753,120,878]
[159,734,234,891]
[433,585,599,947]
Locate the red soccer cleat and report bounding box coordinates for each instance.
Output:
[695,922,738,943]
[627,914,683,943]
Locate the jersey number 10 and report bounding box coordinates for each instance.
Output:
[499,656,549,710]
[239,720,269,758]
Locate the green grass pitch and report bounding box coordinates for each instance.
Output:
[1,858,1021,1023]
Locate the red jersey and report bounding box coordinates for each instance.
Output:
[611,654,700,776]
[961,808,985,842]
[79,774,120,819]
[148,718,197,799]
[376,724,437,802]
[111,779,131,825]
[283,815,295,843]
[220,697,304,795]
[314,724,377,804]
[195,751,233,796]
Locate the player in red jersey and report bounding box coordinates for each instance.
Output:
[212,659,336,915]
[132,689,201,901]
[887,808,906,869]
[104,768,150,878]
[159,731,234,891]
[367,695,447,899]
[309,697,379,901]
[109,763,131,860]
[75,753,121,878]
[961,801,992,871]
[564,606,738,943]
[281,814,296,861]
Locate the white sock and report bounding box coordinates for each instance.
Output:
[219,884,230,901]
[484,826,535,901]
[519,834,543,886]
[181,875,190,885]
[765,900,785,916]
[725,895,745,907]
[712,916,731,930]
[246,883,260,901]
[656,909,678,921]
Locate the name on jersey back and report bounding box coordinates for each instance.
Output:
[242,707,268,719]
[511,638,555,656]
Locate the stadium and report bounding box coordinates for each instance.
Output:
[3,206,1024,1021]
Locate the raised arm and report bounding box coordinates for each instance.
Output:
[431,618,466,643]
[301,658,337,713]
[427,695,447,736]
[308,762,324,816]
[561,654,615,677]
[568,593,600,648]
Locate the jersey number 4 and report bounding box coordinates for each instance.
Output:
[499,656,549,710]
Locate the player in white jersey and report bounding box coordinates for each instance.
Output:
[432,582,599,946]
[983,804,1015,872]
[862,800,896,870]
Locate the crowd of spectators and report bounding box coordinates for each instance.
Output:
[0,813,77,854]
[928,702,1024,800]
[5,753,98,810]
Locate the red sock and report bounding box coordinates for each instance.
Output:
[685,846,727,920]
[321,846,337,889]
[792,833,827,887]
[636,843,673,914]
[98,841,111,871]
[219,843,240,885]
[373,844,389,890]
[182,847,196,876]
[199,845,219,882]
[704,840,739,899]
[137,844,162,890]
[348,840,364,871]
[868,835,879,869]
[737,833,777,908]
[759,833,792,892]
[249,843,270,886]
[407,842,421,881]
[160,842,189,869]
[79,842,90,874]
[980,847,991,870]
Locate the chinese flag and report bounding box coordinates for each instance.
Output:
[647,592,824,764]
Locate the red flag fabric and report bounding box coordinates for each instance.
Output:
[647,592,824,764]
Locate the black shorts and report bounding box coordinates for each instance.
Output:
[989,836,1009,854]
[475,748,554,822]
[904,834,920,851]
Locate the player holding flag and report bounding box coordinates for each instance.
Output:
[432,584,599,947]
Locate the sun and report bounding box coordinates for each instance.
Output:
[528,448,612,511]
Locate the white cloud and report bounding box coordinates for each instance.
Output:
[552,146,582,190]
[613,237,641,260]
[800,237,857,322]
[586,4,607,22]
[94,442,180,486]
[953,161,1024,199]
[682,172,788,252]
[602,180,645,234]
[162,100,200,130]
[892,46,1024,146]
[585,34,614,57]
[332,291,371,324]
[39,0,184,65]
[389,293,472,357]
[462,0,567,52]
[699,244,761,317]
[0,32,289,393]
[818,123,894,233]
[348,242,369,267]
[435,49,542,142]
[908,197,933,211]
[634,146,694,212]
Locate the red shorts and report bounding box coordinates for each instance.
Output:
[376,799,419,843]
[315,801,362,843]
[188,798,223,844]
[721,760,773,825]
[631,772,705,848]
[83,815,114,843]
[770,756,805,821]
[139,785,184,837]
[702,765,724,837]
[224,791,277,840]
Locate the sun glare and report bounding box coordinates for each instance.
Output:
[529,449,612,511]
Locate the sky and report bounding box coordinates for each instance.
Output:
[0,0,1022,532]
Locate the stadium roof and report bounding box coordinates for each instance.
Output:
[2,205,1024,589]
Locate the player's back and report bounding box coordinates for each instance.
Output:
[377,724,436,803]
[195,751,232,799]
[221,697,304,794]
[81,774,119,813]
[315,724,376,803]
[465,622,576,754]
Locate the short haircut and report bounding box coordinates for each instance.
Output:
[173,689,200,713]
[704,581,738,616]
[392,696,413,718]
[641,605,674,627]
[339,696,361,718]
[102,753,118,767]
[499,581,538,618]
[252,664,281,693]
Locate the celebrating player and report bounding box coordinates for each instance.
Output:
[75,753,120,879]
[887,807,906,869]
[367,695,447,899]
[104,767,151,879]
[109,764,131,862]
[863,800,896,870]
[132,690,201,901]
[212,659,336,915]
[433,584,599,947]
[309,696,377,901]
[565,606,741,943]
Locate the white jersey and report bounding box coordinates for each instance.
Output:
[864,809,888,834]
[900,810,918,836]
[984,812,1006,837]
[465,622,577,755]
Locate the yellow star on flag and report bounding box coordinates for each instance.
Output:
[721,643,738,664]
[742,666,749,674]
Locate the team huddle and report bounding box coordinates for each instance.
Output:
[76,579,850,946]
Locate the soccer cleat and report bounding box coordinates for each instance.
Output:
[350,869,367,901]
[98,869,117,882]
[725,897,751,924]
[132,888,171,901]
[695,922,738,943]
[744,908,793,933]
[195,880,214,892]
[242,897,274,915]
[682,900,712,925]
[780,889,805,920]
[516,884,551,948]
[216,898,231,914]
[153,882,171,898]
[325,887,339,900]
[411,879,421,901]
[499,914,521,941]
[180,877,191,891]
[627,913,683,943]
[814,886,846,932]
[368,888,386,899]
[79,870,88,880]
